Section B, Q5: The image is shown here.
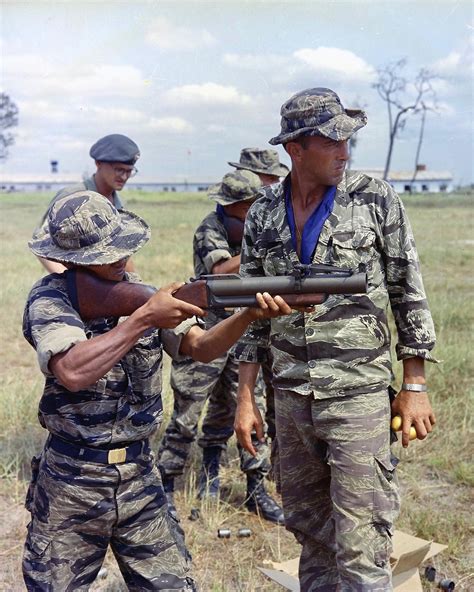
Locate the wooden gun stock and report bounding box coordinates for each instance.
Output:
[66,269,156,320]
[66,267,367,320]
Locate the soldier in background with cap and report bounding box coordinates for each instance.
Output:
[23,190,291,591]
[234,88,437,591]
[36,133,140,274]
[157,166,285,524]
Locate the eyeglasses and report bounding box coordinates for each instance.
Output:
[112,165,138,178]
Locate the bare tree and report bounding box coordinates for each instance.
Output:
[348,98,368,169]
[411,102,428,183]
[373,59,437,180]
[0,93,19,161]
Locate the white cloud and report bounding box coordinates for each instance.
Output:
[3,54,147,99]
[145,17,216,51]
[163,83,252,107]
[432,38,473,81]
[149,117,194,133]
[223,53,288,71]
[294,47,376,83]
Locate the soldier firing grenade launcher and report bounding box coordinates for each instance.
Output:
[424,566,455,590]
[217,528,252,539]
[65,264,368,319]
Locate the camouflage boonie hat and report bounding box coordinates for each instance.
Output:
[208,170,262,206]
[89,134,140,164]
[269,87,367,145]
[228,147,289,177]
[29,191,150,265]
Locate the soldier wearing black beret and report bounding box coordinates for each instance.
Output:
[36,134,140,274]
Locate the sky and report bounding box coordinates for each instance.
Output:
[1,0,473,185]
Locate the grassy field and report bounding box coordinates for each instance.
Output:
[0,189,473,590]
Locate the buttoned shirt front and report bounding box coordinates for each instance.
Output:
[234,171,437,399]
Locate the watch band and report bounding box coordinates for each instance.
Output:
[401,383,427,392]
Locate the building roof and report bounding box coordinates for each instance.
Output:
[0,173,216,185]
[0,169,453,185]
[357,169,453,182]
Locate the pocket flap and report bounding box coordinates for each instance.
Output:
[28,529,52,557]
[375,454,397,475]
[332,229,376,249]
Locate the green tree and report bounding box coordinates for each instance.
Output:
[0,93,19,160]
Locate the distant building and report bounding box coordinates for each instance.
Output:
[0,165,453,194]
[0,173,215,194]
[356,165,454,193]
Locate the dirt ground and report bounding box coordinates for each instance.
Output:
[2,476,473,591]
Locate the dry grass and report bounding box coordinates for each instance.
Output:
[0,189,473,590]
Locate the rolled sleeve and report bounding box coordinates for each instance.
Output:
[396,345,439,363]
[203,249,232,273]
[162,317,199,360]
[37,326,87,375]
[24,277,88,376]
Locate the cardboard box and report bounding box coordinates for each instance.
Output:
[259,530,447,592]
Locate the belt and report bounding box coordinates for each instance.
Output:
[48,435,149,465]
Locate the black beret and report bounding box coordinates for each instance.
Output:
[89,134,140,165]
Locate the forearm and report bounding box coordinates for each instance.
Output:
[50,307,152,391]
[180,307,255,362]
[211,254,241,274]
[235,361,262,454]
[38,256,66,274]
[237,361,260,406]
[402,357,426,384]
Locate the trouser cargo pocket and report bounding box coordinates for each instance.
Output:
[25,455,41,513]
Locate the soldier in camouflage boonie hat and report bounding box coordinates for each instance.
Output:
[208,170,262,206]
[228,148,289,177]
[269,87,367,145]
[29,190,150,265]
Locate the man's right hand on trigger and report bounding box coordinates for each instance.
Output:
[144,282,205,329]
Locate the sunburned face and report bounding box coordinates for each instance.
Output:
[290,135,350,189]
[86,258,129,282]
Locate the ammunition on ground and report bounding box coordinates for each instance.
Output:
[217,528,231,538]
[188,508,200,521]
[237,528,252,537]
[424,566,455,590]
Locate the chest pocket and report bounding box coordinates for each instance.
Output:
[329,228,378,269]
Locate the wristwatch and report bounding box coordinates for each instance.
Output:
[401,383,427,392]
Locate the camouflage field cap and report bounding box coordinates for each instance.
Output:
[228,147,289,177]
[29,191,150,265]
[208,170,262,206]
[89,134,140,165]
[269,87,367,145]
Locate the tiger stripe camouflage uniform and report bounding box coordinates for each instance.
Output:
[158,210,271,481]
[23,191,195,591]
[23,271,195,591]
[234,170,437,591]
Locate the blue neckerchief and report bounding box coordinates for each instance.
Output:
[285,184,336,264]
[216,203,225,221]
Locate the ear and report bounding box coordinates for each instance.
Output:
[284,141,301,161]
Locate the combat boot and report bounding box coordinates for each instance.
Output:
[162,475,179,521]
[245,470,285,524]
[197,446,222,499]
